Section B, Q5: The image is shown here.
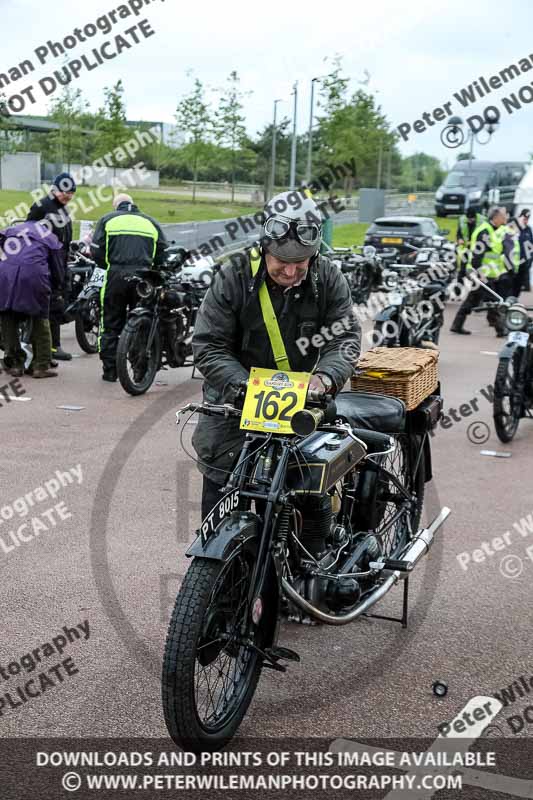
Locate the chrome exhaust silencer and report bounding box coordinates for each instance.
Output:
[281,506,451,626]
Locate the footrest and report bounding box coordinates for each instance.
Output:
[381,559,413,572]
[265,646,301,663]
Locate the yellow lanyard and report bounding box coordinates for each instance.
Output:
[250,251,291,372]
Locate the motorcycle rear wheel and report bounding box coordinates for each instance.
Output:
[116,316,161,396]
[162,550,263,753]
[74,297,100,354]
[374,434,425,557]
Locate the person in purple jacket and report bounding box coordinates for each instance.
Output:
[0,221,64,378]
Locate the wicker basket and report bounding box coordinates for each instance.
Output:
[351,347,439,411]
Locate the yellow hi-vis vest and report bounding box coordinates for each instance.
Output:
[469,222,507,279]
[250,252,291,371]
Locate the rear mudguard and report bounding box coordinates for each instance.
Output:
[186,511,280,648]
[374,305,399,323]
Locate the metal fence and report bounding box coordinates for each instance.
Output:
[161,192,437,252]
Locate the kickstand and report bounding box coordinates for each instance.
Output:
[363,576,410,629]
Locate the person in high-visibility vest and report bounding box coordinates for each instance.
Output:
[91,193,168,382]
[456,208,485,277]
[451,207,518,336]
[191,190,361,518]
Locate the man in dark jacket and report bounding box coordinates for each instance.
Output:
[27,172,75,361]
[91,193,168,381]
[192,191,362,518]
[513,209,532,296]
[0,221,64,378]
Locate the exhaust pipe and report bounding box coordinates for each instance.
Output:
[281,506,451,626]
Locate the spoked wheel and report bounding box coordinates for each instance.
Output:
[373,434,425,558]
[116,316,160,396]
[75,296,100,354]
[494,352,524,442]
[162,549,264,753]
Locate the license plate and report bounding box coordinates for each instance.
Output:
[445,205,460,210]
[87,267,106,288]
[200,489,240,539]
[507,331,529,346]
[240,367,311,434]
[382,237,403,244]
[389,292,403,306]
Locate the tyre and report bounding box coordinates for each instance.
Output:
[373,321,395,348]
[116,315,161,396]
[374,435,425,557]
[494,352,524,442]
[162,549,264,753]
[74,296,100,354]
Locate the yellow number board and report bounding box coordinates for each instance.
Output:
[240,367,311,434]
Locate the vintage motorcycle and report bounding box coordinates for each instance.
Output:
[116,269,196,395]
[163,372,449,752]
[65,246,104,354]
[328,244,397,304]
[373,262,447,348]
[474,288,533,442]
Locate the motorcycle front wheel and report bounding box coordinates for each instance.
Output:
[116,316,161,396]
[162,549,264,753]
[494,351,524,442]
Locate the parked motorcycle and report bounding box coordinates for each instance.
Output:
[163,378,449,751]
[65,247,104,354]
[473,289,533,442]
[373,262,447,348]
[328,245,396,304]
[116,270,196,395]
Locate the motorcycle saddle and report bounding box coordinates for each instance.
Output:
[334,391,406,434]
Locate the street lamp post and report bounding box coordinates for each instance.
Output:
[289,82,298,190]
[270,98,281,198]
[306,77,320,184]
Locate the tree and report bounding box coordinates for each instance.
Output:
[0,93,15,158]
[47,86,90,170]
[213,71,252,202]
[250,117,292,198]
[94,80,130,177]
[175,76,212,202]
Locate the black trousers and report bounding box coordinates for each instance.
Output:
[99,270,139,371]
[201,477,225,520]
[452,278,507,334]
[514,260,531,297]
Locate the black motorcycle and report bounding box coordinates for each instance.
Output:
[474,291,533,442]
[65,248,104,355]
[373,262,447,348]
[162,383,449,752]
[116,270,195,395]
[328,245,396,304]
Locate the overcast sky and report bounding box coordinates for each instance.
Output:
[2,0,532,167]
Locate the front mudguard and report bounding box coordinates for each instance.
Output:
[186,511,281,649]
[498,341,522,361]
[374,304,399,323]
[186,512,261,560]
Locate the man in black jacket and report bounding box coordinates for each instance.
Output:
[91,193,168,381]
[27,172,75,361]
[192,191,361,518]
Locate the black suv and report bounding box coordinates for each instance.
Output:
[364,216,447,259]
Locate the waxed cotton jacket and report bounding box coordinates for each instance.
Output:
[0,222,63,317]
[191,249,362,483]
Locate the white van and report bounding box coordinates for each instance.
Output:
[514,163,533,216]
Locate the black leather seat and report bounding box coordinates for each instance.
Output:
[334,391,406,433]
